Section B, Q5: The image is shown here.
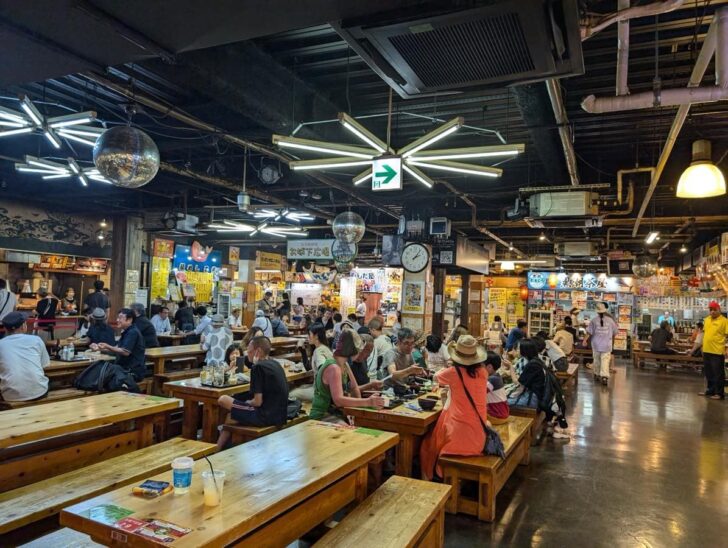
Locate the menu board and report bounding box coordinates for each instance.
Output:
[34,255,108,274]
[150,256,171,301]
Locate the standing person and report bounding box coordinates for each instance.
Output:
[276,292,291,320]
[201,314,233,365]
[420,335,488,481]
[356,295,367,325]
[216,336,289,449]
[0,312,50,402]
[569,307,581,331]
[33,288,59,339]
[151,306,172,334]
[174,300,195,331]
[130,303,159,349]
[650,321,676,354]
[227,308,242,328]
[505,319,527,352]
[84,280,109,317]
[292,297,305,324]
[657,310,675,329]
[699,301,728,400]
[258,291,274,317]
[60,288,78,314]
[91,308,146,381]
[585,303,619,386]
[0,278,17,323]
[489,315,507,346]
[252,310,273,338]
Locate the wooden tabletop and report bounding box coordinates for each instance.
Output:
[344,397,443,435]
[164,367,312,399]
[0,392,181,449]
[157,333,185,340]
[145,344,207,359]
[46,353,114,372]
[61,421,398,547]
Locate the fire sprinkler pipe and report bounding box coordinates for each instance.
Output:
[633,11,721,236]
[581,0,685,41]
[545,79,580,186]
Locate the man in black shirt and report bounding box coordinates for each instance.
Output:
[92,308,146,380]
[650,320,676,354]
[174,300,194,331]
[215,336,288,450]
[130,303,159,348]
[84,280,110,317]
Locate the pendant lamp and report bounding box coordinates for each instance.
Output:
[676,140,726,198]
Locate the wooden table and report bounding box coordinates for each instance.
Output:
[45,353,115,384]
[157,333,186,346]
[231,327,248,340]
[0,392,181,491]
[344,398,442,478]
[145,344,207,375]
[61,421,399,547]
[165,365,313,442]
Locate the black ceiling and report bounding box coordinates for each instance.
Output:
[2,0,728,265]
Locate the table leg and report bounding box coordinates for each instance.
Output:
[182,399,200,440]
[136,415,155,447]
[154,357,165,376]
[395,433,415,477]
[354,464,368,502]
[201,402,225,443]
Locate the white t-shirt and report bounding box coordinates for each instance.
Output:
[311,345,334,374]
[0,289,17,321]
[426,345,450,372]
[544,339,566,363]
[356,302,367,316]
[227,315,242,328]
[0,333,50,401]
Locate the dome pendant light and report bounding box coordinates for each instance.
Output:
[676,140,726,198]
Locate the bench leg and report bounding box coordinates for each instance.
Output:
[478,471,496,522]
[442,465,459,514]
[202,402,225,443]
[395,434,415,477]
[354,464,368,502]
[136,415,155,448]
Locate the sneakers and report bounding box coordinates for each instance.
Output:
[709,394,725,400]
[698,391,712,396]
[552,427,570,440]
[585,362,593,370]
[601,376,608,385]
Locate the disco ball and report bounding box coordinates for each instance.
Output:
[331,240,357,262]
[332,211,365,243]
[93,126,160,188]
[335,260,355,275]
[632,255,657,278]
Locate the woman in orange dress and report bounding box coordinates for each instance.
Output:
[421,335,488,480]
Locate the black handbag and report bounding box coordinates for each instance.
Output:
[454,366,506,459]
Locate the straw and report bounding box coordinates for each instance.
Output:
[204,455,219,495]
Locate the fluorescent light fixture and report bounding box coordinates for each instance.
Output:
[0,106,28,123]
[56,131,98,147]
[398,117,463,158]
[77,174,88,186]
[290,157,372,171]
[338,113,389,153]
[407,159,501,178]
[48,111,96,128]
[273,134,377,159]
[494,259,547,264]
[402,164,434,188]
[16,167,60,174]
[352,168,373,186]
[58,126,104,138]
[0,120,27,128]
[409,143,525,161]
[500,261,515,271]
[20,96,43,126]
[42,173,72,180]
[27,158,68,172]
[645,231,660,244]
[286,212,313,221]
[44,129,62,149]
[0,127,33,137]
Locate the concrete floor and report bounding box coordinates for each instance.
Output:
[445,361,728,547]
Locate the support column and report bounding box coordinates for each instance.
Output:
[460,273,471,330]
[237,254,257,328]
[432,267,446,338]
[109,215,145,315]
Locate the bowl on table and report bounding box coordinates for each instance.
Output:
[418,397,437,411]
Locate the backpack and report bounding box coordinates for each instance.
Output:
[538,363,566,416]
[74,360,140,393]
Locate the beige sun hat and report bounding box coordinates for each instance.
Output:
[447,334,487,366]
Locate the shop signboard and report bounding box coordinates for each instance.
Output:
[173,244,221,273]
[287,239,335,260]
[33,254,108,274]
[455,236,489,274]
[256,251,285,271]
[528,271,630,292]
[153,238,175,259]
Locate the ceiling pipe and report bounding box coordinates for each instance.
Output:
[633,11,721,236]
[616,0,631,96]
[583,7,728,114]
[580,0,685,41]
[602,167,653,218]
[545,79,579,185]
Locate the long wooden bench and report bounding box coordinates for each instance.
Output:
[19,527,101,547]
[439,415,533,522]
[0,388,93,410]
[555,362,580,392]
[632,350,703,370]
[155,368,202,395]
[222,401,311,445]
[509,405,545,445]
[315,476,452,548]
[0,437,215,543]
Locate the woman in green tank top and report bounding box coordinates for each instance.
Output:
[310,330,385,421]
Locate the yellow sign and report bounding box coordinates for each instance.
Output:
[256,251,284,271]
[150,257,171,300]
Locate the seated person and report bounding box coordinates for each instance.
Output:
[536,330,568,371]
[562,315,578,341]
[290,323,332,402]
[227,308,242,328]
[553,321,575,356]
[216,336,289,450]
[270,310,290,337]
[225,343,242,373]
[505,319,527,351]
[484,351,509,424]
[72,308,92,339]
[151,306,172,334]
[77,308,116,347]
[347,313,361,332]
[688,321,703,357]
[309,330,384,422]
[251,309,273,338]
[650,320,676,354]
[0,312,50,402]
[412,330,428,369]
[425,334,450,373]
[91,308,146,381]
[380,327,426,386]
[349,333,374,386]
[201,314,233,365]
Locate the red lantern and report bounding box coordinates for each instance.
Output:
[519,285,529,301]
[547,273,558,289]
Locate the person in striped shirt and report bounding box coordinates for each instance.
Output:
[484,351,509,424]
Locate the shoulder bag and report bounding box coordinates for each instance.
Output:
[453,366,506,458]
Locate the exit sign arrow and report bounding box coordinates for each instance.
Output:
[374,163,396,185]
[371,157,402,191]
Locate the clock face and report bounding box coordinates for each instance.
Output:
[400,243,430,273]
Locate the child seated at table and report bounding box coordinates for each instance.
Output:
[484,351,509,424]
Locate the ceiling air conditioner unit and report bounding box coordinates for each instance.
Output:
[332,0,583,98]
[175,214,200,234]
[555,241,599,258]
[529,191,598,218]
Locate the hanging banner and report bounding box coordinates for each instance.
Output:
[256,251,285,271]
[153,238,175,259]
[228,246,240,264]
[173,244,221,273]
[287,239,335,260]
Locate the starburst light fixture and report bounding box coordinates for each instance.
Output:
[208,219,309,238]
[273,112,524,189]
[14,155,112,186]
[0,95,103,148]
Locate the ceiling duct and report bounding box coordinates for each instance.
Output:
[333,0,584,98]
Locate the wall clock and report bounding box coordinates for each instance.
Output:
[400,243,430,273]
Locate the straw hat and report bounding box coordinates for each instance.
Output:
[447,334,487,366]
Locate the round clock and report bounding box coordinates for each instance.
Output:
[400,243,430,273]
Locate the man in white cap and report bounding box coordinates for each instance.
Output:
[585,302,619,386]
[252,309,273,338]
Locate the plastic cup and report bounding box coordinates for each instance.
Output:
[171,457,194,494]
[202,470,225,506]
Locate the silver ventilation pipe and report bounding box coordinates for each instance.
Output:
[545,79,579,186]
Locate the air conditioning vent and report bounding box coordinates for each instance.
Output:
[555,241,598,258]
[529,191,598,217]
[333,0,583,98]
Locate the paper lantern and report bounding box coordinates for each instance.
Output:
[519,285,529,301]
[547,273,558,289]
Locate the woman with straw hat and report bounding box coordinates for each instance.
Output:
[420,334,488,481]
